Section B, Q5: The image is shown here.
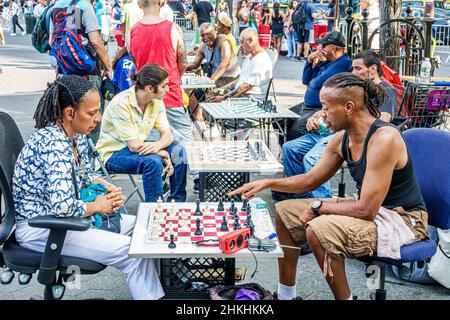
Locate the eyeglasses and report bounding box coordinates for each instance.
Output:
[200,31,213,39]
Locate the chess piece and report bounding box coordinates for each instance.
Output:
[194,199,202,216]
[194,218,202,236]
[220,215,229,231]
[217,198,224,211]
[168,234,176,249]
[244,211,252,228]
[233,215,241,230]
[249,222,255,238]
[230,199,235,212]
[170,199,175,215]
[241,199,248,212]
[157,197,163,209]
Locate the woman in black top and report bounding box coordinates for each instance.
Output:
[271,2,285,53]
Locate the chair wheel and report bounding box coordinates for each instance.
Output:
[0,270,14,285]
[52,284,66,300]
[18,273,32,285]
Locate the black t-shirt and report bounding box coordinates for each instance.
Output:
[194,0,214,26]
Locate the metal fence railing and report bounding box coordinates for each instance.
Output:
[174,17,194,31]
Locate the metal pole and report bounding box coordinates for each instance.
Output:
[345,0,354,56]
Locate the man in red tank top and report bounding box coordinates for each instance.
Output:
[129,0,199,190]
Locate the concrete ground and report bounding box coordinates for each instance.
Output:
[0,30,449,300]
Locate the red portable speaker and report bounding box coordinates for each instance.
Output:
[219,228,251,254]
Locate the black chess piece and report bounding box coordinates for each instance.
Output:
[217,198,224,212]
[168,234,176,249]
[233,215,241,230]
[249,222,255,238]
[220,215,229,231]
[241,199,248,212]
[194,218,202,236]
[194,199,202,216]
[230,199,235,212]
[244,211,252,228]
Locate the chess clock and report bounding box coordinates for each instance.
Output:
[219,228,251,254]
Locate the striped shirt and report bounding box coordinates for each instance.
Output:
[95,86,170,168]
[13,125,100,222]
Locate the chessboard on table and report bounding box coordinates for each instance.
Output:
[128,199,283,259]
[185,139,283,173]
[200,97,300,120]
[180,74,216,90]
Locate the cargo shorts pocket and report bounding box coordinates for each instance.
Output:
[344,220,377,259]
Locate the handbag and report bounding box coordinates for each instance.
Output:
[201,38,217,77]
[71,165,121,234]
[428,228,450,289]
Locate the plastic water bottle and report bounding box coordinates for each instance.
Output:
[419,58,432,83]
[317,117,328,135]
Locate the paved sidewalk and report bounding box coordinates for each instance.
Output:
[0,32,449,300]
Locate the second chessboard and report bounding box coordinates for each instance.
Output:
[185,139,283,172]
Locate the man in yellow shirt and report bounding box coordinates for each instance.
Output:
[96,63,187,202]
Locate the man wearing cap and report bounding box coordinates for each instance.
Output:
[186,22,240,129]
[217,12,238,59]
[287,31,352,142]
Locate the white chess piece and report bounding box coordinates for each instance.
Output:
[157,197,163,209]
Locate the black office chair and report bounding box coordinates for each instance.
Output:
[0,112,106,300]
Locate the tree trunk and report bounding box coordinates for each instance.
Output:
[379,0,402,72]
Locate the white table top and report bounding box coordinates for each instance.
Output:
[181,75,216,90]
[185,139,283,173]
[128,201,283,259]
[201,98,300,120]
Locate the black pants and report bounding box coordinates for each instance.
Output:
[12,15,24,33]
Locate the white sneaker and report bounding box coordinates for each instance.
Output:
[21,31,26,36]
[9,33,16,36]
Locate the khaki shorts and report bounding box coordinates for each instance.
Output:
[276,198,428,262]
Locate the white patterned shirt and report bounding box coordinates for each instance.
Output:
[13,125,100,222]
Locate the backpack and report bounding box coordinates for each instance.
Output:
[49,0,96,76]
[292,0,307,29]
[31,2,55,53]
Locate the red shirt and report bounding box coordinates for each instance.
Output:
[130,20,184,108]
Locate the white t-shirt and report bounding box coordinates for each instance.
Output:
[33,3,46,18]
[11,2,21,16]
[235,51,273,101]
[159,4,174,22]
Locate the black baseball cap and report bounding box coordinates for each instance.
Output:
[315,31,346,48]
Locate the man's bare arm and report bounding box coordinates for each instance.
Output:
[210,37,231,81]
[186,43,205,71]
[173,24,188,76]
[88,31,113,77]
[319,127,404,221]
[229,133,344,199]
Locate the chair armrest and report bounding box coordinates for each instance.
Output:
[28,216,90,232]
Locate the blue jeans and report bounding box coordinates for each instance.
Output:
[286,29,298,58]
[274,132,334,200]
[106,142,187,202]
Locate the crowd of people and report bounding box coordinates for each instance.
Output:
[5,0,433,302]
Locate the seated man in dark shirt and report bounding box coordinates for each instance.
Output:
[231,73,428,300]
[287,31,352,142]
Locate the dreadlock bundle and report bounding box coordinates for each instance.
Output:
[33,75,97,129]
[323,72,387,118]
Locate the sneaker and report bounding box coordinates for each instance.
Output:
[21,31,26,36]
[272,292,303,300]
[193,179,200,194]
[9,33,16,36]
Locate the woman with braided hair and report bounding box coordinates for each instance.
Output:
[230,72,429,300]
[12,75,164,300]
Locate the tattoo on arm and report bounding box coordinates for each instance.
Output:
[175,24,187,65]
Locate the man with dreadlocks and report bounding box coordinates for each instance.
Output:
[230,73,428,300]
[12,75,164,300]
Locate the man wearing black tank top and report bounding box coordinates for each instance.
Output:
[230,73,429,300]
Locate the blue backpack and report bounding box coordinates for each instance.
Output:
[49,0,95,76]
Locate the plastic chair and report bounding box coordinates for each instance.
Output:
[359,128,450,300]
[0,112,106,300]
